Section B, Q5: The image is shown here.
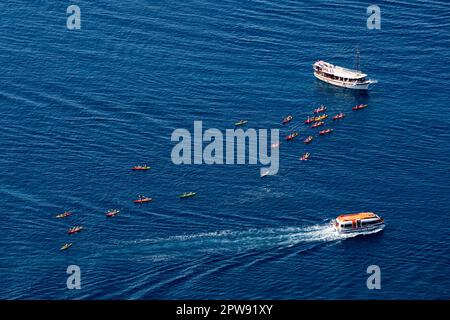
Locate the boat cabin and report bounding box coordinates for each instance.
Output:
[333,212,384,233]
[314,61,368,84]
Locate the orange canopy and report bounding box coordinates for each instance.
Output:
[336,212,377,222]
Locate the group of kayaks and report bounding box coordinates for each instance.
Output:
[284,105,337,143]
[281,104,368,163]
[132,192,196,203]
[59,208,121,250]
[132,165,153,204]
[58,164,197,252]
[59,222,84,251]
[131,165,196,203]
[58,104,368,248]
[56,211,75,250]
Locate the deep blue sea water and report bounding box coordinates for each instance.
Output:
[0,0,449,299]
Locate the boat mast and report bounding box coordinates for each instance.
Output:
[355,46,361,72]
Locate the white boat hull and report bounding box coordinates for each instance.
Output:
[331,221,385,235]
[314,71,376,90]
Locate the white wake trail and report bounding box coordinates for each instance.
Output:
[128,223,356,253]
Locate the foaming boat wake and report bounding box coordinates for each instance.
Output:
[279,224,357,247]
[124,223,374,260]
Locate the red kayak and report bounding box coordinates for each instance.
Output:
[133,197,153,204]
[285,132,299,141]
[313,106,327,114]
[304,136,313,144]
[300,153,311,161]
[56,211,72,219]
[332,113,346,120]
[132,165,151,171]
[311,121,324,128]
[282,115,293,124]
[319,128,334,135]
[352,104,368,111]
[106,209,120,217]
[68,226,83,235]
[304,117,315,124]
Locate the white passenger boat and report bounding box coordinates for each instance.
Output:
[313,49,377,90]
[331,212,385,235]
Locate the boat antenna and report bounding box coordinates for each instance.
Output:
[355,46,361,72]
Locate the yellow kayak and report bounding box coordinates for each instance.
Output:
[314,114,328,121]
[60,243,73,251]
[55,211,72,219]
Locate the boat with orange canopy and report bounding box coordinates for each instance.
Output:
[331,212,384,235]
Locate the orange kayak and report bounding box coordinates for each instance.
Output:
[133,197,153,204]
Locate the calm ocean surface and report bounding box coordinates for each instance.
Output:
[0,0,449,299]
